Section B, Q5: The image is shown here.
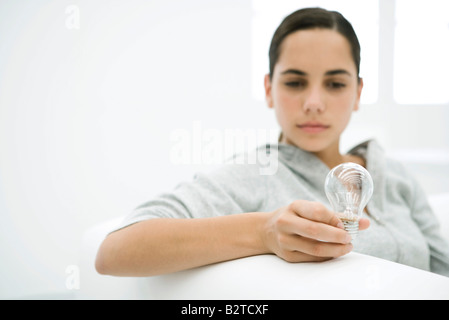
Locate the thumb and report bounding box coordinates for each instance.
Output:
[358,218,370,231]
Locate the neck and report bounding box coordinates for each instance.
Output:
[313,145,366,169]
[312,144,344,169]
[280,136,365,169]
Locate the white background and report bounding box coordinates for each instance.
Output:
[0,0,448,298]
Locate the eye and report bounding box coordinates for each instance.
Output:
[284,80,306,89]
[327,81,346,90]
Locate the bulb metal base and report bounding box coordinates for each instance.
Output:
[341,219,359,241]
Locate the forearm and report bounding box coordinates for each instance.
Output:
[95,212,271,277]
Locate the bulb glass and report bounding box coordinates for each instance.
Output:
[325,162,373,241]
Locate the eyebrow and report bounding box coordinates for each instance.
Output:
[325,69,352,77]
[281,69,352,77]
[281,69,307,76]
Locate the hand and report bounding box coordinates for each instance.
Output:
[263,200,370,263]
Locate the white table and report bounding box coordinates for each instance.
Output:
[140,252,449,300]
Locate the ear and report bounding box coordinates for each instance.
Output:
[353,77,364,111]
[264,74,274,109]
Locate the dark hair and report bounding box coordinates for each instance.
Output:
[268,7,361,81]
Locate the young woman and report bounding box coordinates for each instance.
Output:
[95,8,449,277]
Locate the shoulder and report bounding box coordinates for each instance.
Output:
[350,139,417,190]
[352,139,410,176]
[363,140,421,202]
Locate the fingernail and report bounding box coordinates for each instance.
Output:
[337,222,344,229]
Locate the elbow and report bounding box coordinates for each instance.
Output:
[95,236,118,276]
[95,252,108,276]
[95,240,110,275]
[94,223,159,277]
[94,232,142,277]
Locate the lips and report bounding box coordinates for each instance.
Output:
[296,122,330,133]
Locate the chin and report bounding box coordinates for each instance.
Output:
[286,136,335,154]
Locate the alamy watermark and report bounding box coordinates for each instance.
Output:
[65,264,80,290]
[65,5,80,30]
[169,121,279,175]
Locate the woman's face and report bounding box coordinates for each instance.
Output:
[265,28,363,154]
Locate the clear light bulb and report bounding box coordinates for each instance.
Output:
[324,162,373,241]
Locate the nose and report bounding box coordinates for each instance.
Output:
[303,86,325,113]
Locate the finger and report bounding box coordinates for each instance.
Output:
[289,200,342,228]
[293,216,352,244]
[273,207,348,243]
[358,218,370,230]
[280,250,332,263]
[283,235,353,258]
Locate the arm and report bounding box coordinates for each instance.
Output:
[95,200,367,277]
[95,212,268,277]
